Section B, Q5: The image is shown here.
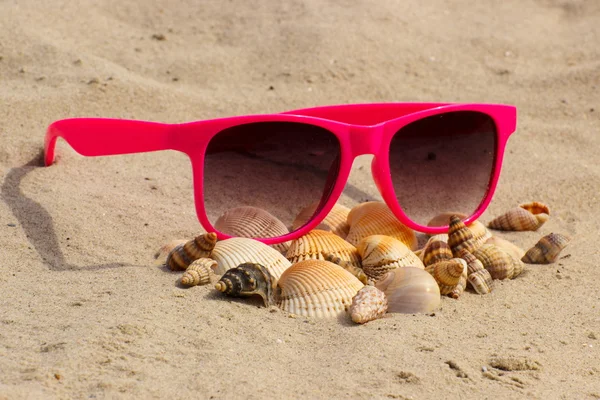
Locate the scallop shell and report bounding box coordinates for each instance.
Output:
[322,251,369,285]
[292,202,351,239]
[484,236,525,261]
[214,206,290,253]
[345,202,417,250]
[276,260,364,318]
[374,267,441,314]
[215,263,276,307]
[457,249,494,294]
[166,232,218,271]
[285,229,361,269]
[487,202,550,231]
[448,215,481,256]
[210,238,291,279]
[181,258,217,287]
[521,233,570,264]
[425,258,467,295]
[348,286,388,324]
[473,244,521,280]
[357,235,424,281]
[153,239,187,266]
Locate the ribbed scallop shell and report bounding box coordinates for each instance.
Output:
[425,258,467,295]
[215,263,276,307]
[292,202,351,239]
[473,244,522,280]
[322,251,369,285]
[448,215,481,256]
[357,235,424,281]
[374,267,441,314]
[166,232,218,271]
[522,233,570,264]
[214,206,290,254]
[286,230,361,269]
[348,286,388,324]
[345,202,417,250]
[487,202,550,231]
[210,238,291,279]
[276,260,364,318]
[181,258,217,287]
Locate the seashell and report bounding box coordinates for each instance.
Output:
[285,229,361,269]
[425,258,467,295]
[449,267,468,299]
[215,263,276,307]
[322,251,369,285]
[214,206,290,254]
[345,202,417,250]
[166,232,218,271]
[374,267,441,314]
[422,239,453,267]
[153,239,187,266]
[276,260,364,318]
[427,213,491,249]
[210,238,291,279]
[457,249,494,294]
[292,202,351,239]
[357,235,424,281]
[484,236,525,261]
[473,244,518,280]
[521,233,570,264]
[487,202,550,231]
[348,286,388,324]
[468,221,493,249]
[181,258,218,287]
[448,215,481,256]
[427,212,468,228]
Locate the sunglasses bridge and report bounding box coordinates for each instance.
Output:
[345,124,385,157]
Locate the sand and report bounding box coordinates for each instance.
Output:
[1,0,599,398]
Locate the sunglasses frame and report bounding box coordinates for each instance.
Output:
[45,102,516,245]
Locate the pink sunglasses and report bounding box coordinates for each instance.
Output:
[45,102,516,245]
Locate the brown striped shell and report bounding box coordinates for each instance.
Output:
[374,267,441,314]
[154,239,187,266]
[292,202,351,239]
[457,249,494,294]
[425,258,467,295]
[427,213,492,249]
[473,244,524,280]
[448,215,481,256]
[487,202,550,231]
[357,235,424,281]
[348,286,388,324]
[484,236,525,261]
[276,260,364,318]
[214,206,290,253]
[214,263,276,307]
[422,239,453,267]
[449,267,468,299]
[181,258,217,287]
[210,238,291,279]
[285,230,361,269]
[521,233,570,264]
[345,202,417,250]
[322,251,369,285]
[166,232,218,271]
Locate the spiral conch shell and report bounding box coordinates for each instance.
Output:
[276,260,364,318]
[345,202,417,250]
[357,235,424,281]
[487,202,550,231]
[166,232,218,271]
[286,230,361,269]
[154,239,187,266]
[348,286,388,324]
[210,238,291,280]
[425,259,467,295]
[214,206,290,254]
[458,249,493,295]
[374,267,441,314]
[215,263,276,307]
[181,258,217,287]
[473,244,524,280]
[322,251,369,285]
[521,233,570,264]
[292,202,351,239]
[448,215,481,256]
[427,213,492,250]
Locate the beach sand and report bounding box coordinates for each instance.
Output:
[1,1,599,398]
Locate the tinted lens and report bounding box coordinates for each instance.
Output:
[389,111,496,227]
[203,122,341,240]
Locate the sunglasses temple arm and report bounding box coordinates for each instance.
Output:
[44,118,174,166]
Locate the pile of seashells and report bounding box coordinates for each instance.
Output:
[155,201,570,324]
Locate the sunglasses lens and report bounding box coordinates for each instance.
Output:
[389,111,496,227]
[203,122,341,240]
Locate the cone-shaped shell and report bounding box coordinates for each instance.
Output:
[166,232,218,271]
[427,213,491,249]
[345,202,417,250]
[425,258,467,295]
[348,286,388,324]
[473,244,516,280]
[522,233,570,264]
[276,260,364,318]
[487,202,550,231]
[215,263,276,307]
[422,239,453,267]
[211,238,291,279]
[286,230,361,269]
[448,215,481,256]
[458,249,494,294]
[322,251,369,285]
[374,267,441,314]
[292,202,351,239]
[214,206,290,254]
[154,239,187,266]
[357,235,424,280]
[181,258,217,287]
[484,236,525,261]
[450,268,468,299]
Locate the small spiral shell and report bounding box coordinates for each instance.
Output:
[521,233,570,264]
[322,251,369,285]
[487,202,550,231]
[457,249,494,294]
[448,215,481,256]
[214,263,276,307]
[181,258,217,287]
[422,239,453,267]
[348,286,388,324]
[166,232,218,271]
[425,258,466,295]
[473,244,523,280]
